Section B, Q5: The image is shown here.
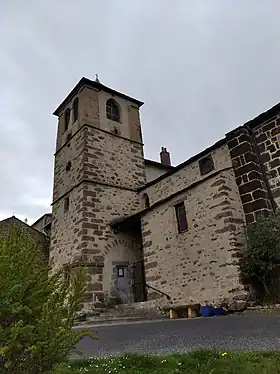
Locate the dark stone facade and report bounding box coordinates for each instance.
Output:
[254,117,280,202]
[226,106,280,224]
[226,126,276,224]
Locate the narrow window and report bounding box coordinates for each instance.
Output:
[64,197,69,212]
[64,109,70,132]
[106,98,120,122]
[66,161,71,172]
[175,202,188,234]
[72,97,79,122]
[66,132,72,146]
[143,193,150,208]
[199,155,214,176]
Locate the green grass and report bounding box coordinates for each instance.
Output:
[55,350,280,373]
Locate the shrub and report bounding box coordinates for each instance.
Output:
[0,227,96,373]
[239,210,280,298]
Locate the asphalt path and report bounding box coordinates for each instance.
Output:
[73,313,280,358]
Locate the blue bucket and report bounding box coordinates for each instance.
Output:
[213,307,224,316]
[200,305,214,317]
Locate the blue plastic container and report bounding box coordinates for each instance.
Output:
[213,307,224,316]
[200,305,214,317]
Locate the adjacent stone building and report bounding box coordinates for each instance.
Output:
[0,216,50,264]
[41,76,280,310]
[32,213,52,238]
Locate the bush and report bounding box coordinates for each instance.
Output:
[0,227,96,373]
[239,210,280,299]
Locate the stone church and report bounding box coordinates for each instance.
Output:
[32,76,280,310]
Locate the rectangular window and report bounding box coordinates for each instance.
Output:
[64,197,69,212]
[175,202,188,234]
[117,267,124,277]
[199,155,215,176]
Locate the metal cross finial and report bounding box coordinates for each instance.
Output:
[95,74,100,83]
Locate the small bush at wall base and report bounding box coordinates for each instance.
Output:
[239,209,280,301]
[0,227,96,374]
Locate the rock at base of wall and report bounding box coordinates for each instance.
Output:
[227,300,247,312]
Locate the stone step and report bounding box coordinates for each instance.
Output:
[75,303,168,324]
[74,314,168,327]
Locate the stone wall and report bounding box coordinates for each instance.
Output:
[55,88,87,151]
[80,182,143,303]
[82,125,146,189]
[50,183,85,270]
[53,128,85,201]
[51,82,146,310]
[226,112,280,223]
[253,116,280,206]
[141,143,231,205]
[226,127,273,224]
[97,90,143,144]
[50,181,144,309]
[141,167,246,306]
[144,161,172,183]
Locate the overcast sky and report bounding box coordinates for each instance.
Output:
[1,1,280,223]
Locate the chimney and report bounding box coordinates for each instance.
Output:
[160,147,171,166]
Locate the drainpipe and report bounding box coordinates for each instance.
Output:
[245,125,277,212]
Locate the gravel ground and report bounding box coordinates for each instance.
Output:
[74,312,280,358]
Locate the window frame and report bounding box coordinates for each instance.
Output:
[64,197,70,212]
[66,132,72,145]
[175,201,188,234]
[66,161,72,172]
[199,154,215,176]
[106,98,121,122]
[64,108,71,132]
[72,97,79,122]
[143,193,150,208]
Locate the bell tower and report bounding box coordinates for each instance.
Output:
[50,77,146,309]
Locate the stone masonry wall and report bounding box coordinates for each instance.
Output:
[79,86,100,128]
[253,115,280,206]
[50,182,143,309]
[53,124,146,201]
[50,183,88,271]
[97,90,143,144]
[141,143,231,205]
[145,163,171,183]
[53,129,85,201]
[51,83,146,310]
[80,182,143,301]
[141,167,246,306]
[82,126,146,189]
[226,127,273,224]
[55,88,89,151]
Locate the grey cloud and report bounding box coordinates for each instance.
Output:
[1,0,280,222]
